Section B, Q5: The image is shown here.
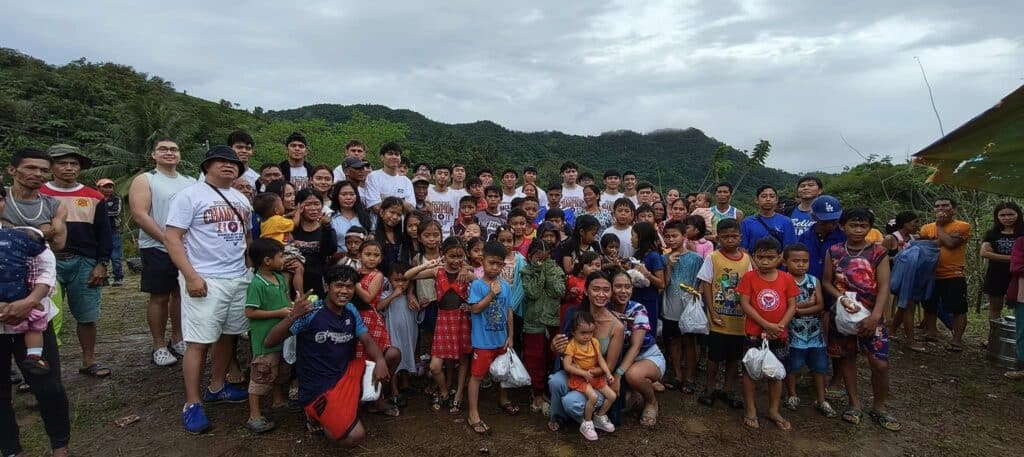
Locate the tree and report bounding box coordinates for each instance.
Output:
[734,139,771,192]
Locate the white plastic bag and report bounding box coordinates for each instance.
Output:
[489,348,531,388]
[678,294,709,335]
[361,360,382,402]
[742,338,787,381]
[835,292,870,336]
[282,336,297,364]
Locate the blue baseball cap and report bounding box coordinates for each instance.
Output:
[811,195,842,221]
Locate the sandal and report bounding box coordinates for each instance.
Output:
[842,408,862,425]
[78,363,111,378]
[640,405,658,427]
[868,410,902,431]
[768,414,791,431]
[546,421,560,432]
[908,344,928,353]
[742,416,759,429]
[468,420,491,435]
[16,382,31,394]
[814,401,838,418]
[945,343,964,353]
[390,394,408,408]
[1004,370,1024,381]
[226,372,246,384]
[431,394,445,412]
[367,404,401,417]
[449,399,464,415]
[663,378,682,391]
[499,401,520,416]
[680,381,698,394]
[825,387,847,401]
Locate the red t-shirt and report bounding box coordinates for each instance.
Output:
[737,270,798,339]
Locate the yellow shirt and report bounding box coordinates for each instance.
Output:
[565,337,600,371]
[919,220,971,279]
[260,215,294,243]
[698,250,751,336]
[866,228,884,245]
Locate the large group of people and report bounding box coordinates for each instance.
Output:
[1,130,1023,455]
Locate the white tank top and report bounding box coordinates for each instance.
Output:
[138,169,197,250]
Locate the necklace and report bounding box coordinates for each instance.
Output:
[844,241,868,258]
[7,193,44,223]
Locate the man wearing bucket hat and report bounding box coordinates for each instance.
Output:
[797,195,846,280]
[39,144,113,379]
[164,145,253,434]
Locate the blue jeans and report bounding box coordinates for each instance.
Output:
[110,233,123,280]
[548,370,603,424]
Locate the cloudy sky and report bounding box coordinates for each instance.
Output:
[2,1,1020,171]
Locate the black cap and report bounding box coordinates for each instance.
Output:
[201,145,244,174]
[342,156,369,169]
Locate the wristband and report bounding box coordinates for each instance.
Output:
[614,368,625,377]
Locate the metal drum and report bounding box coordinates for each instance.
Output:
[988,316,1021,370]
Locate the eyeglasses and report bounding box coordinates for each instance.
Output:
[155,147,180,153]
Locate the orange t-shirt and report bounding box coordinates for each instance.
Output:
[920,220,971,279]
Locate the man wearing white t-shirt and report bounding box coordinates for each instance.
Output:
[165,146,253,434]
[363,142,415,212]
[622,170,639,207]
[515,166,548,208]
[279,132,314,190]
[426,164,458,234]
[600,169,624,212]
[559,161,585,215]
[498,169,524,214]
[450,163,468,196]
[332,140,369,182]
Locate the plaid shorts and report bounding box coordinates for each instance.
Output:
[431,308,471,360]
[355,309,391,360]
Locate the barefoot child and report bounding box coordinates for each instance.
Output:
[244,239,293,433]
[738,237,798,430]
[697,219,751,409]
[466,241,517,435]
[563,311,618,440]
[2,226,49,375]
[781,243,835,417]
[405,237,473,414]
[254,192,306,296]
[823,208,900,431]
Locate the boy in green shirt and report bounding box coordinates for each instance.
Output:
[244,239,294,433]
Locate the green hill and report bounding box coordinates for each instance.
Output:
[0,48,795,202]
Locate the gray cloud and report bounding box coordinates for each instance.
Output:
[2,0,1020,172]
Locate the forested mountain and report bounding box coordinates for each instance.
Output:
[0,48,794,201]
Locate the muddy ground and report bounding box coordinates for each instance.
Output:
[11,276,1024,456]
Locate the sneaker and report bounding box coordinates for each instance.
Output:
[111,279,124,287]
[20,355,50,376]
[784,395,800,411]
[814,400,838,418]
[579,420,598,441]
[202,383,248,403]
[593,414,615,433]
[182,403,211,434]
[168,340,187,359]
[152,347,178,367]
[245,416,277,434]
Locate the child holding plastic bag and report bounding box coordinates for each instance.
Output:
[738,238,798,431]
[661,220,705,393]
[822,208,900,431]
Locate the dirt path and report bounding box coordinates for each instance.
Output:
[11,277,1024,456]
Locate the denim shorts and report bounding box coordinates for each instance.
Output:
[788,346,829,374]
[635,344,666,377]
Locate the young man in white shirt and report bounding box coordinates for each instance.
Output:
[332,140,368,183]
[165,146,254,434]
[622,171,639,206]
[600,169,623,212]
[498,169,523,214]
[363,142,415,212]
[426,164,458,234]
[227,131,260,188]
[559,161,585,215]
[278,132,313,190]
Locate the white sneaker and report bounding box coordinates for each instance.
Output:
[579,420,598,441]
[152,347,178,366]
[169,340,187,358]
[593,414,615,433]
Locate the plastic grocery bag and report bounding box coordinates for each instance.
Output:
[742,338,787,381]
[361,360,382,402]
[489,348,531,388]
[835,292,870,336]
[282,336,297,364]
[678,294,709,335]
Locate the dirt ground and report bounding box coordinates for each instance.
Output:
[10,275,1024,457]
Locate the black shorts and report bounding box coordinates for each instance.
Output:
[661,318,682,340]
[707,332,744,363]
[140,248,180,295]
[983,265,1011,296]
[923,277,968,315]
